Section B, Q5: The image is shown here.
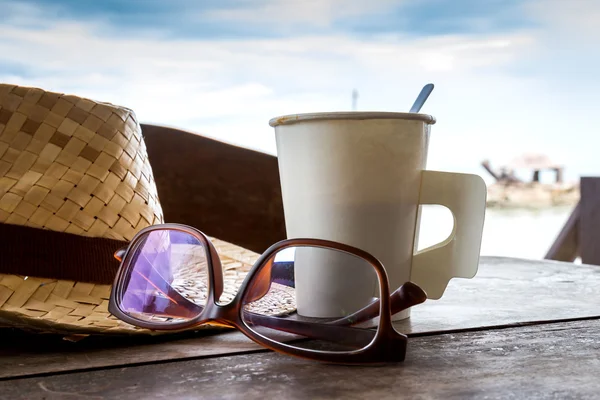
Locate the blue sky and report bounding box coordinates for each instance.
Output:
[3,0,534,38]
[1,0,599,184]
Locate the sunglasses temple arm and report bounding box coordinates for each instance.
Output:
[329,281,427,326]
[244,282,427,347]
[243,312,376,348]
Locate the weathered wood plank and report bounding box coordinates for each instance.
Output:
[2,319,599,399]
[545,201,580,262]
[1,256,599,380]
[393,256,600,335]
[580,177,600,265]
[0,328,262,379]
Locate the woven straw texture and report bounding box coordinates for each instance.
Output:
[0,84,296,336]
[0,83,163,238]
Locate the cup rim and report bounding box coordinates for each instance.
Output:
[269,111,436,127]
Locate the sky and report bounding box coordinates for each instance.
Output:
[1,0,599,185]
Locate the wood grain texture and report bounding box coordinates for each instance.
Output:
[2,319,599,399]
[580,177,600,265]
[2,256,599,380]
[0,328,261,380]
[393,256,600,335]
[141,124,287,254]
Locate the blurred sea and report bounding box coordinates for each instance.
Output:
[416,205,574,262]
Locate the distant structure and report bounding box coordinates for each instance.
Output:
[507,153,564,183]
[352,89,359,111]
[481,153,578,209]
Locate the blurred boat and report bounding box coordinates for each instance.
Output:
[481,153,579,209]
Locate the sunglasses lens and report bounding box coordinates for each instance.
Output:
[116,229,210,324]
[241,245,381,353]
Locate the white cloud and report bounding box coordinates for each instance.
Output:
[527,0,600,40]
[0,20,535,119]
[1,1,599,184]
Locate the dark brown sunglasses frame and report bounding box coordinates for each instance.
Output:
[108,223,427,365]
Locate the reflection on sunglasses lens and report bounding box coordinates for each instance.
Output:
[118,229,209,324]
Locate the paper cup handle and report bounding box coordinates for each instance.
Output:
[410,170,487,300]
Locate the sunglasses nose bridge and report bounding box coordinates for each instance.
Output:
[202,297,239,323]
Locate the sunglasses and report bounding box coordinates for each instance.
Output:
[108,223,427,364]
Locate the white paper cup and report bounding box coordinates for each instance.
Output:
[270,112,486,320]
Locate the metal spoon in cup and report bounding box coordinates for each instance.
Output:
[409,83,434,113]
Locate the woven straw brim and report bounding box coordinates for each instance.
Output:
[0,237,297,336]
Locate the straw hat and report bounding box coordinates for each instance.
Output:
[0,83,295,337]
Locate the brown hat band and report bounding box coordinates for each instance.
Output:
[0,223,127,284]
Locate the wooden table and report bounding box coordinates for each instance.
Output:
[1,256,599,399]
